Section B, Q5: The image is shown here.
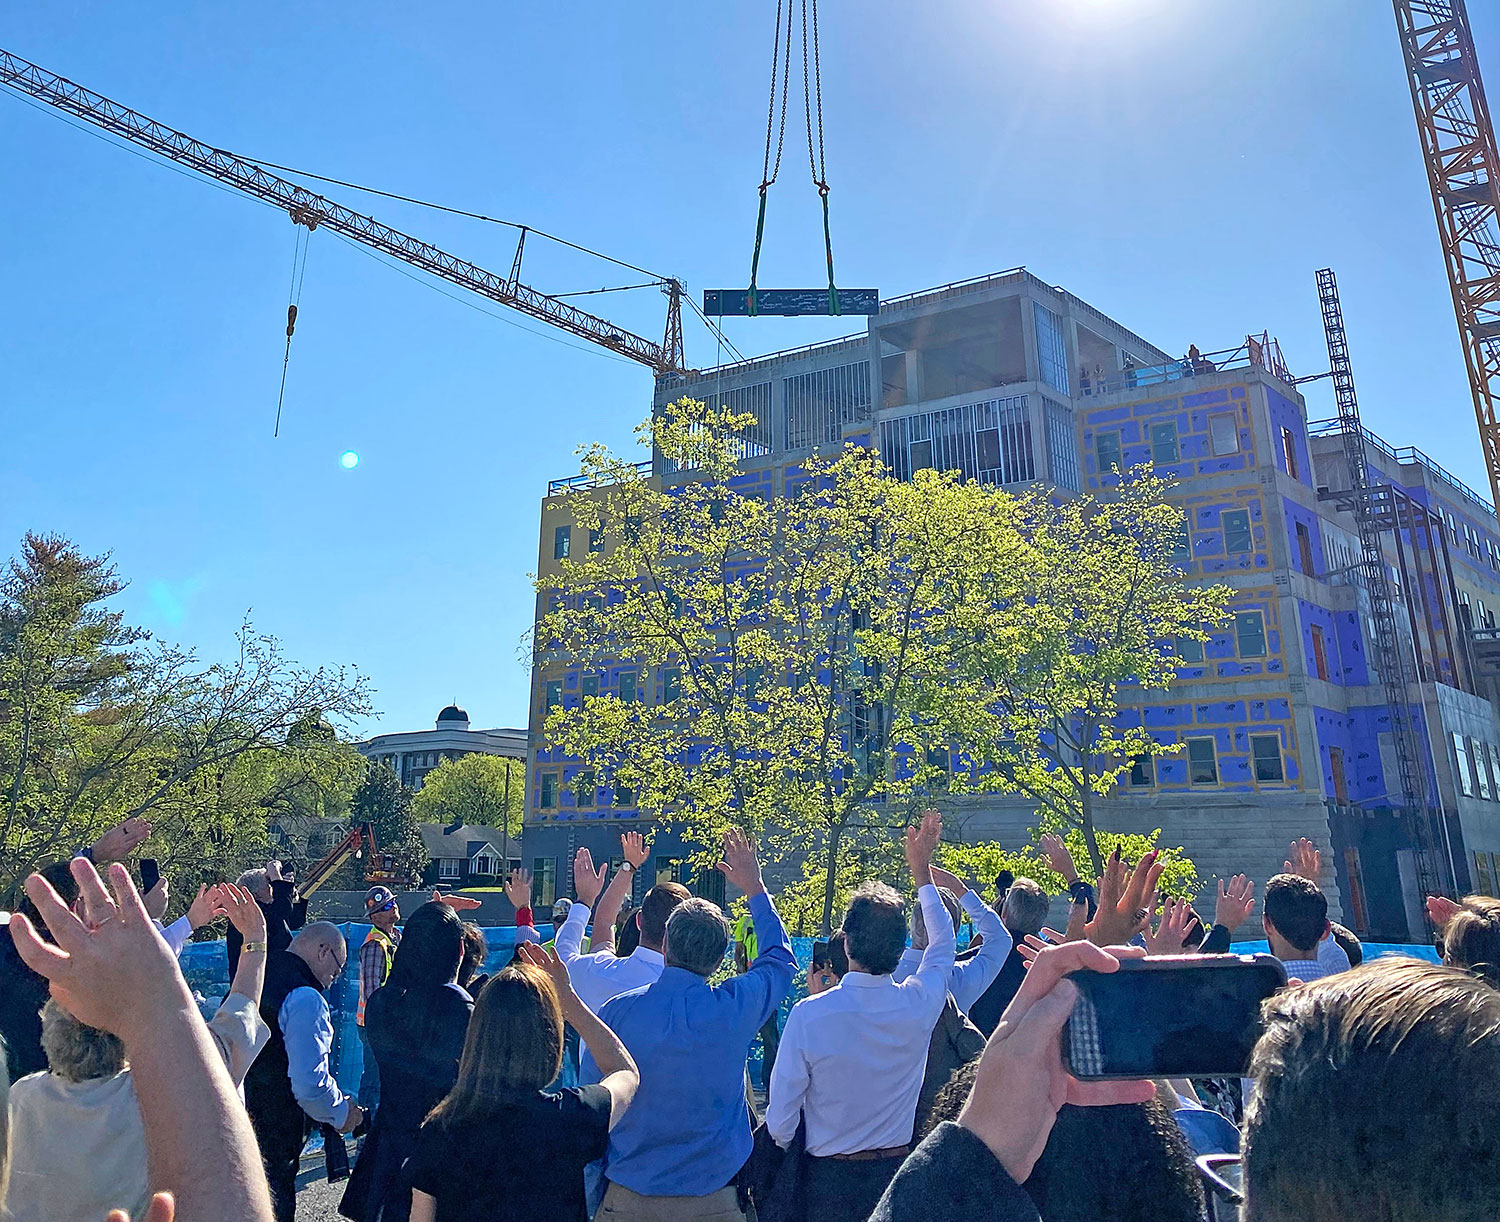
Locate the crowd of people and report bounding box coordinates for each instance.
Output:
[0,814,1496,1222]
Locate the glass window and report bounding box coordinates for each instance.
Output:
[1280,427,1299,479]
[1236,611,1267,657]
[544,680,563,711]
[1034,301,1070,394]
[1251,734,1284,782]
[910,438,934,471]
[553,524,571,560]
[1176,636,1204,663]
[1295,521,1316,576]
[614,782,635,806]
[1223,509,1252,554]
[581,674,599,699]
[1096,430,1122,475]
[1171,513,1192,563]
[662,666,682,702]
[532,858,557,907]
[1150,422,1179,464]
[1453,733,1475,797]
[574,769,597,806]
[1475,852,1495,897]
[1209,413,1238,455]
[438,858,461,880]
[618,671,637,703]
[1129,754,1154,787]
[588,527,604,553]
[539,773,558,809]
[1187,738,1219,785]
[1472,737,1493,801]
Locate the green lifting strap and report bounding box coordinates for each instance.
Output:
[748,189,769,318]
[820,189,840,316]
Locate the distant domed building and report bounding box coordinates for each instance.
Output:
[357,704,526,791]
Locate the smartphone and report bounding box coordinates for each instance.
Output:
[812,940,831,970]
[1063,954,1286,1080]
[139,858,161,894]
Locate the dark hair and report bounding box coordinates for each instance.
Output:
[639,882,690,947]
[924,1065,1204,1222]
[1329,920,1363,968]
[1442,895,1500,988]
[386,902,463,996]
[457,922,488,989]
[1245,957,1500,1222]
[18,861,80,932]
[842,882,907,975]
[1262,873,1327,955]
[428,964,562,1125]
[616,906,641,956]
[830,929,849,976]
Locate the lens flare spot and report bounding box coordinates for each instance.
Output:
[340,450,360,470]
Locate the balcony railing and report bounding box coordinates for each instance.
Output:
[1308,420,1495,516]
[1079,332,1293,398]
[547,460,652,496]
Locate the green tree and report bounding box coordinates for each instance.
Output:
[410,753,524,866]
[935,829,1198,901]
[0,533,372,903]
[351,759,428,884]
[532,401,1032,932]
[936,472,1233,874]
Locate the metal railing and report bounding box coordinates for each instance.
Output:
[547,460,652,496]
[1079,333,1293,398]
[1308,420,1495,516]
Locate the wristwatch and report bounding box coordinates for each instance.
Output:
[241,941,268,955]
[620,861,635,872]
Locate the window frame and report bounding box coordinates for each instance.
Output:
[1186,737,1219,786]
[1223,509,1252,555]
[1280,427,1299,479]
[618,672,638,703]
[1454,733,1475,798]
[539,773,558,809]
[1310,623,1329,681]
[544,680,563,712]
[1128,753,1155,787]
[553,524,571,560]
[438,858,461,880]
[1150,421,1179,464]
[1095,430,1122,475]
[1250,733,1285,783]
[1235,610,1267,658]
[1208,412,1239,456]
[1176,635,1205,664]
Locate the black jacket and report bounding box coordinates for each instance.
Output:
[870,1122,1040,1222]
[917,995,986,1134]
[228,878,308,978]
[967,946,1028,1038]
[0,922,51,1082]
[245,949,327,1159]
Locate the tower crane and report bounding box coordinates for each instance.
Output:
[0,48,688,377]
[1392,0,1500,513]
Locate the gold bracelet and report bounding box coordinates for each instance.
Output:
[241,941,268,955]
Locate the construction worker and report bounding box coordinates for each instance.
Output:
[356,886,402,1118]
[734,907,781,1091]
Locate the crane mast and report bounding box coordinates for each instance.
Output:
[1392,0,1500,513]
[0,48,686,376]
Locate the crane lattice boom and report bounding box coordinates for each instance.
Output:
[0,48,685,376]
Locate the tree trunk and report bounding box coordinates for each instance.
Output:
[1080,780,1104,875]
[820,819,844,935]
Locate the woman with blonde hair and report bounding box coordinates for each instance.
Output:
[406,943,637,1222]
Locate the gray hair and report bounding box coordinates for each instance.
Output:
[664,898,731,976]
[911,887,962,950]
[1001,877,1050,938]
[40,999,125,1083]
[238,868,271,900]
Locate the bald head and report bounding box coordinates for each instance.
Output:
[290,922,347,988]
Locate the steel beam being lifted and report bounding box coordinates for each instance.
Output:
[0,48,686,375]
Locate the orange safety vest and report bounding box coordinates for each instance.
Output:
[356,926,397,1026]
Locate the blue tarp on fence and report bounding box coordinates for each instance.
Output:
[179,927,1441,1095]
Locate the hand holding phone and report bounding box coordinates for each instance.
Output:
[139,858,161,896]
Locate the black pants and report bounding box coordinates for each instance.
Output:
[757,1014,781,1091]
[804,1152,906,1222]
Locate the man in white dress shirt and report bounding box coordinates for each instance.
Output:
[766,810,954,1222]
[891,865,1010,1015]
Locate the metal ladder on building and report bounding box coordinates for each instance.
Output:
[1316,268,1450,903]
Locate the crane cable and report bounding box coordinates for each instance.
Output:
[746,0,841,317]
[273,226,312,437]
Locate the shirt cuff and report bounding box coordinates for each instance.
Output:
[515,906,533,926]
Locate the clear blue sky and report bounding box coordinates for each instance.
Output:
[2,1,1494,739]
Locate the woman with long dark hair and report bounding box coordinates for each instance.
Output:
[406,943,638,1222]
[341,902,472,1222]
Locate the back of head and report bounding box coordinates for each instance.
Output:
[842,882,907,976]
[39,999,125,1084]
[237,868,271,903]
[387,902,464,995]
[1262,873,1327,956]
[18,861,80,931]
[616,906,642,956]
[639,882,690,949]
[290,920,345,964]
[431,965,562,1126]
[458,922,488,989]
[664,898,731,976]
[1443,895,1500,989]
[1329,921,1362,968]
[1000,877,1050,939]
[911,887,962,950]
[1245,957,1500,1222]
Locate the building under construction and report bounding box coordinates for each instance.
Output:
[526,267,1500,940]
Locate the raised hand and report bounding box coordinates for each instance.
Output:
[715,827,765,896]
[1215,874,1256,933]
[621,830,650,870]
[214,883,268,943]
[905,810,942,888]
[928,864,971,899]
[144,876,171,922]
[89,817,152,863]
[504,868,534,912]
[573,847,608,906]
[186,883,221,931]
[1284,838,1321,883]
[957,940,1154,1183]
[264,860,283,884]
[1038,832,1079,884]
[111,1193,175,1222]
[518,941,578,1009]
[10,859,188,1044]
[1141,895,1195,955]
[431,889,483,911]
[1426,894,1462,930]
[1084,848,1162,947]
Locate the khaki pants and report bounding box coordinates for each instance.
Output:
[599,1182,744,1221]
